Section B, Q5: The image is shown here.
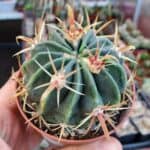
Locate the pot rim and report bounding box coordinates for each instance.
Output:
[16,66,136,145]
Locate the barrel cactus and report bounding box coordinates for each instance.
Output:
[16,5,134,140]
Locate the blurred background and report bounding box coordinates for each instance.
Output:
[0,0,150,149]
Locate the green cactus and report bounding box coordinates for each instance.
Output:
[16,5,134,140]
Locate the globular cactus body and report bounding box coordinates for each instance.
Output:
[22,29,126,123]
[16,5,132,139]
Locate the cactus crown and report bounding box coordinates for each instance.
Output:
[16,5,134,140]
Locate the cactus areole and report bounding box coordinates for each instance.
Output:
[16,5,135,141]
